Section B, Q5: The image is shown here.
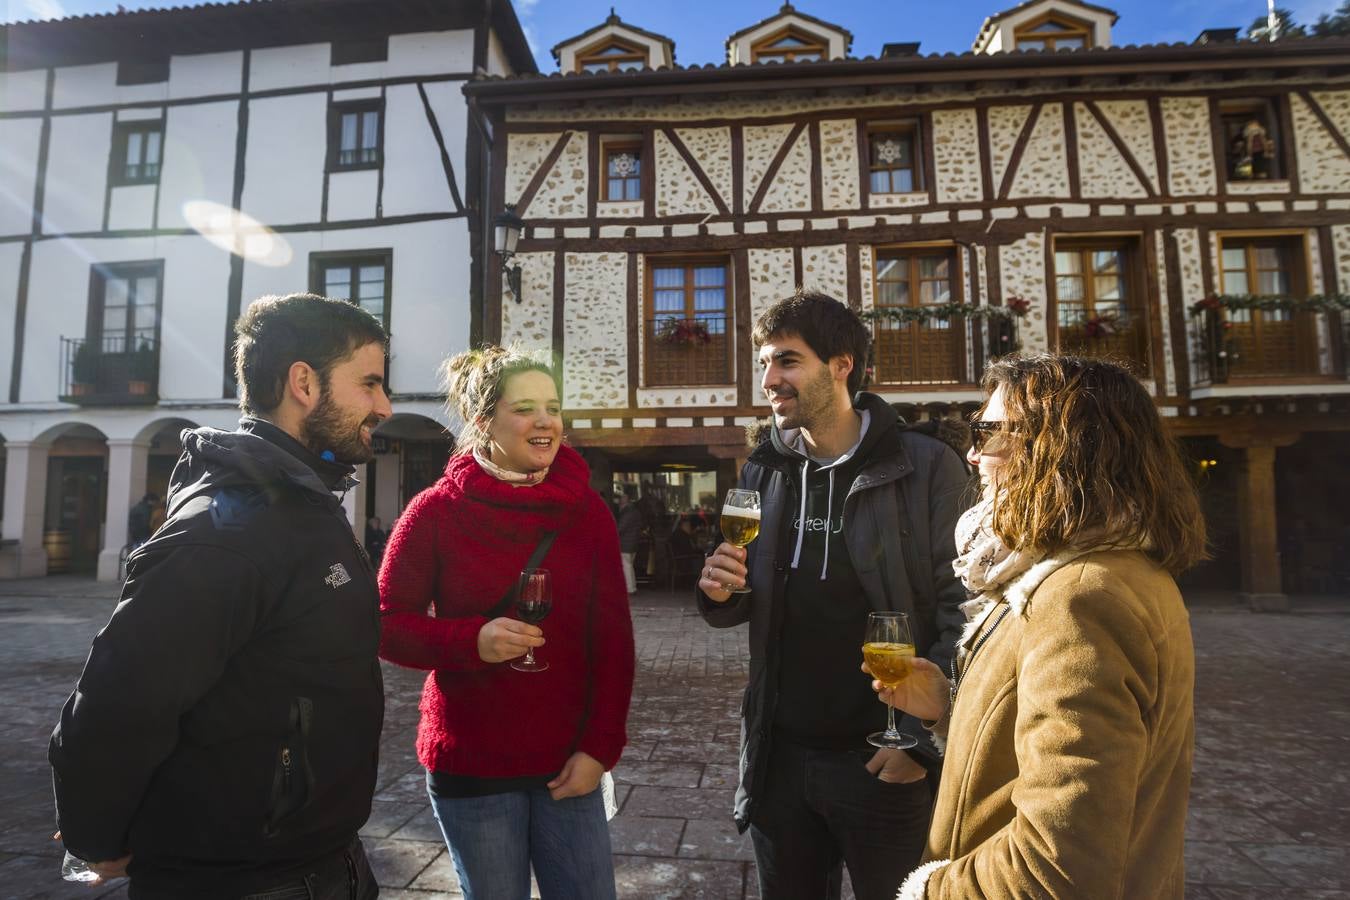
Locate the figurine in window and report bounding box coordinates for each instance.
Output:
[1242,118,1275,179]
[1229,132,1252,180]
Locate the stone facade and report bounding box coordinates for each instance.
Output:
[561,252,628,409]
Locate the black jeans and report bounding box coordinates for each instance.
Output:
[128,838,378,900]
[748,741,932,900]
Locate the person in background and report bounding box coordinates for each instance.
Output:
[50,293,391,899]
[699,291,970,900]
[364,515,388,568]
[615,490,642,595]
[883,354,1204,899]
[126,492,158,550]
[378,346,635,900]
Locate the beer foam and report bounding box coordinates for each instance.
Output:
[721,506,761,520]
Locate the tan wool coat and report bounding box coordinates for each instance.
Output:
[908,549,1195,900]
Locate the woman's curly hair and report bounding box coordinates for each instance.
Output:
[981,353,1207,574]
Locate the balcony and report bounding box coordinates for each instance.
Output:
[59,335,160,405]
[1191,306,1348,391]
[645,317,731,386]
[868,310,1019,389]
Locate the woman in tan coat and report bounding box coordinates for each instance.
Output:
[875,354,1206,900]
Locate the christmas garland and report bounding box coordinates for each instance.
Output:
[1189,293,1350,317]
[858,296,1030,325]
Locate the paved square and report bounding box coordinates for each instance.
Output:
[0,577,1345,898]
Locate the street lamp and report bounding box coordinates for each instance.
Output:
[494,204,524,303]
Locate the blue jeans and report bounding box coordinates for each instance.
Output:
[428,785,616,900]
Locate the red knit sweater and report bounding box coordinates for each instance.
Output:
[378,445,634,777]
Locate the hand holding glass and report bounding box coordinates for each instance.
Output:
[511,568,551,672]
[719,489,760,594]
[862,612,917,750]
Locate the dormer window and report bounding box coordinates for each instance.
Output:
[751,27,827,63]
[1013,13,1092,51]
[604,143,643,201]
[576,39,647,74]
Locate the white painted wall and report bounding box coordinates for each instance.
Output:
[156,236,236,400]
[0,68,48,113]
[42,113,112,235]
[157,101,240,230]
[250,30,475,94]
[0,242,23,401]
[107,184,157,232]
[382,80,466,218]
[239,94,326,227]
[168,51,244,100]
[0,117,43,237]
[53,63,169,110]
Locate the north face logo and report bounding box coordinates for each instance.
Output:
[324,564,352,588]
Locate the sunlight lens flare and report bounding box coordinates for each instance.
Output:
[182,200,292,267]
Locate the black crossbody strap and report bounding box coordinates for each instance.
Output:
[483,530,558,619]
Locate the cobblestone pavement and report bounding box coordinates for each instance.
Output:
[0,577,1346,899]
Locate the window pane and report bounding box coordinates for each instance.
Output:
[1054,251,1082,275]
[1254,247,1283,270]
[794,52,822,61]
[653,268,684,289]
[1257,269,1289,294]
[126,132,143,166]
[1019,39,1047,50]
[1030,20,1071,32]
[653,291,684,313]
[1057,36,1085,49]
[894,169,914,192]
[878,281,909,306]
[875,258,901,281]
[325,268,353,299]
[770,35,809,48]
[134,275,158,306]
[144,130,162,165]
[1223,270,1250,293]
[694,288,725,312]
[598,45,630,56]
[623,178,641,201]
[103,303,125,335]
[694,266,725,287]
[340,113,359,151]
[1094,275,1121,301]
[1056,275,1084,301]
[362,112,380,149]
[870,171,891,193]
[1221,248,1246,270]
[617,59,643,71]
[360,298,384,320]
[134,301,157,332]
[920,281,951,304]
[582,62,608,73]
[918,256,949,279]
[1092,251,1120,275]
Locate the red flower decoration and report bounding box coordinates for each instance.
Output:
[1006,296,1031,316]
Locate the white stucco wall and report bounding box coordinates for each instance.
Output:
[1160,97,1217,197]
[239,94,326,227]
[0,118,43,238]
[43,113,112,235]
[156,101,239,230]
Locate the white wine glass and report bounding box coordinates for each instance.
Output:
[719,489,760,595]
[862,612,918,750]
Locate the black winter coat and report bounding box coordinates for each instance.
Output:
[49,418,384,896]
[697,394,972,832]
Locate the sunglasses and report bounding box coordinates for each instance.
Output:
[968,420,1010,454]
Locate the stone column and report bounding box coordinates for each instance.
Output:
[97,439,150,581]
[1,441,52,579]
[1222,433,1300,612]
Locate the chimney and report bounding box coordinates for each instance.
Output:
[881,42,921,58]
[1194,28,1240,45]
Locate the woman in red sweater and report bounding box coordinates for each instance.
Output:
[379,346,634,899]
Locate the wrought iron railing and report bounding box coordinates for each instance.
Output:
[1191,307,1346,388]
[59,335,160,404]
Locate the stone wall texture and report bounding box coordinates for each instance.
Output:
[998,232,1049,352]
[1160,97,1217,197]
[1334,225,1350,296]
[743,124,795,212]
[749,247,797,407]
[500,251,555,351]
[987,104,1033,196]
[1076,102,1149,199]
[506,132,564,210]
[1291,92,1350,194]
[1009,103,1070,200]
[1095,99,1161,193]
[654,129,718,217]
[562,252,628,409]
[819,119,860,210]
[801,244,849,302]
[759,127,813,214]
[932,109,985,204]
[676,127,734,211]
[1153,236,1177,395]
[1173,229,1206,385]
[528,131,588,219]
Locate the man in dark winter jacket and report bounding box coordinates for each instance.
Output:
[50,293,392,899]
[698,291,970,900]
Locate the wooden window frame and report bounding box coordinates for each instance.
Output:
[1216,96,1290,186]
[1012,11,1094,51]
[575,37,648,74]
[643,255,734,387]
[870,244,968,386]
[602,140,643,202]
[109,120,164,187]
[309,250,394,332]
[1049,236,1152,374]
[750,25,829,63]
[866,122,922,195]
[1215,231,1321,381]
[86,260,164,351]
[327,99,384,172]
[332,36,389,66]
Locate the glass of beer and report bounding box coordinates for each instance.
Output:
[863,611,918,749]
[719,489,760,594]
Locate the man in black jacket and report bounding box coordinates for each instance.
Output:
[699,291,970,900]
[50,293,392,899]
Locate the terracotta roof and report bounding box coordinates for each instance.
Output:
[973,0,1121,51]
[1,0,537,73]
[464,34,1350,103]
[726,2,853,48]
[549,10,676,63]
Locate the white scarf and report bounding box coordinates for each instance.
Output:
[472,446,549,486]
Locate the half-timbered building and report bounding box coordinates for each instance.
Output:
[0,0,534,579]
[465,1,1350,606]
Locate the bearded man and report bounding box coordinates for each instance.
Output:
[50,293,392,899]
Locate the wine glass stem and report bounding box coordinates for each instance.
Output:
[886,700,898,737]
[524,647,535,665]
